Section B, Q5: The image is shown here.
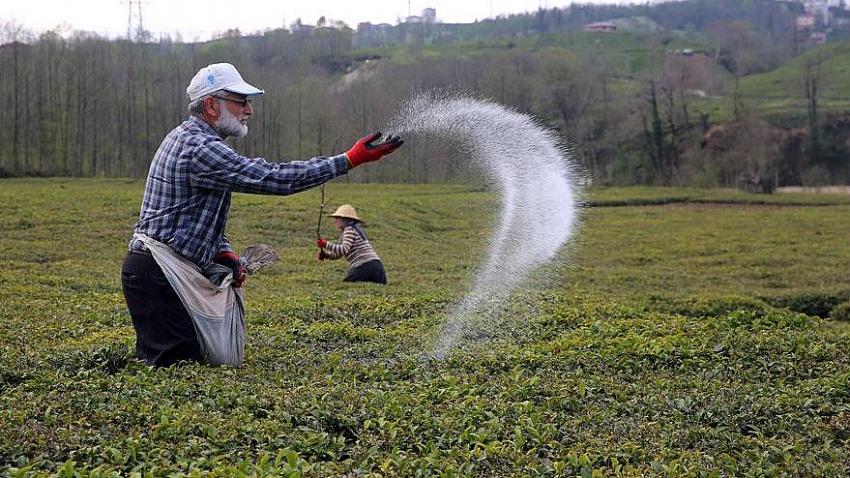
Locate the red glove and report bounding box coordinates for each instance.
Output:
[344,132,403,168]
[316,238,328,248]
[213,251,245,288]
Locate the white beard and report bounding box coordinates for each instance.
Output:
[216,105,249,138]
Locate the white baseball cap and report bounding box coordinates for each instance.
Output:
[186,63,264,102]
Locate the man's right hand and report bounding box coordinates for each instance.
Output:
[214,251,246,287]
[345,132,403,168]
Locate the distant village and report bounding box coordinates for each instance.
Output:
[584,0,850,46]
[788,0,850,44]
[352,7,440,48]
[315,1,850,50]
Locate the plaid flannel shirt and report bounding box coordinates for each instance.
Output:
[130,116,349,267]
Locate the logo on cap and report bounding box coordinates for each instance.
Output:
[206,74,216,87]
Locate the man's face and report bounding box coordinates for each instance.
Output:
[209,92,253,138]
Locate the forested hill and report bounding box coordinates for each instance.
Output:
[1,0,848,187]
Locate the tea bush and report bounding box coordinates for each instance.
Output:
[1,179,849,476]
[831,302,850,322]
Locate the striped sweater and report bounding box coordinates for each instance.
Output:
[322,226,381,269]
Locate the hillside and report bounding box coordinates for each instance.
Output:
[412,31,850,127]
[735,40,850,125]
[355,30,715,79]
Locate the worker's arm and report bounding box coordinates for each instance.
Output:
[320,228,357,260]
[190,138,349,195]
[189,132,402,195]
[218,234,234,254]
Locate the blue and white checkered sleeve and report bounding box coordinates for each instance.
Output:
[190,139,349,195]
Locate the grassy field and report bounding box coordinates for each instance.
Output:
[1,179,850,476]
[357,30,712,80]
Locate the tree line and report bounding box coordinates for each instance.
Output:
[0,0,847,187]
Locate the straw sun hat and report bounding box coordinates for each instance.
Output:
[328,204,362,222]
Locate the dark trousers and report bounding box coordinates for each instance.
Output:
[121,251,203,366]
[344,259,387,284]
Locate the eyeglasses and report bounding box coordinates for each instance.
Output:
[211,95,252,107]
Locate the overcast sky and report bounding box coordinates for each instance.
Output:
[1,0,645,42]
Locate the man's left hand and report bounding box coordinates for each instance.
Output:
[214,251,246,287]
[344,132,404,168]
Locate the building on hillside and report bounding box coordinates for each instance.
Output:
[583,22,616,32]
[796,13,816,30]
[0,40,28,50]
[810,31,828,43]
[803,0,831,25]
[422,8,437,24]
[405,7,436,24]
[354,22,394,47]
[290,20,315,34]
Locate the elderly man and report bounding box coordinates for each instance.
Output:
[121,63,402,366]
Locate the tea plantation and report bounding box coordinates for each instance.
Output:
[1,179,849,476]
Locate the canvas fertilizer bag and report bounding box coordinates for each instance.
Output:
[133,234,278,367]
